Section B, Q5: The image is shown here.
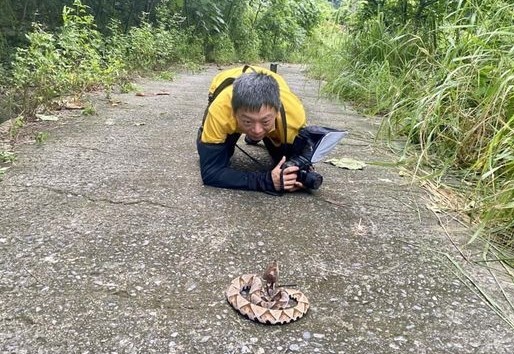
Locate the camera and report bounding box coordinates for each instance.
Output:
[281,126,348,190]
[282,156,323,190]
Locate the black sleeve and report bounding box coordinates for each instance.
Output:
[196,138,276,192]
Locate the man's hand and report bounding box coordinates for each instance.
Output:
[271,156,304,192]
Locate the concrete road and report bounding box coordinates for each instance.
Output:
[1,64,513,353]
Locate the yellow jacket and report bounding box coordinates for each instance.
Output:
[201,66,306,145]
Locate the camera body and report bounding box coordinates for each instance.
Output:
[282,155,323,190]
[280,125,347,191]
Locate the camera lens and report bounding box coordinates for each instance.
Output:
[300,170,323,190]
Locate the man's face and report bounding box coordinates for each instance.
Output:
[235,105,277,141]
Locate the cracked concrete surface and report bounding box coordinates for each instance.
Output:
[1,64,513,353]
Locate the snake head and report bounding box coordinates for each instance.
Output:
[263,260,279,294]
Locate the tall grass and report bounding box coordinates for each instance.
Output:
[305,0,514,246]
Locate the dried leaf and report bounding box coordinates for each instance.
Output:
[325,157,366,170]
[36,114,59,121]
[378,178,393,183]
[64,102,85,110]
[109,99,122,106]
[136,91,170,97]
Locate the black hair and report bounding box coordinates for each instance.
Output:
[231,72,281,113]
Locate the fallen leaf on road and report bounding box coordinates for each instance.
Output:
[36,114,59,121]
[325,157,366,170]
[378,178,393,183]
[63,101,85,110]
[136,91,171,97]
[109,99,122,106]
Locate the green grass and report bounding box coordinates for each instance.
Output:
[304,1,514,248]
[0,150,16,163]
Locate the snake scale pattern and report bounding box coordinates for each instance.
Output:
[225,261,309,325]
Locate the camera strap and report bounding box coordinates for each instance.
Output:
[279,105,288,156]
[234,144,267,168]
[277,104,288,193]
[233,144,283,196]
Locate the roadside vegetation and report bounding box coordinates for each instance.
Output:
[303,0,514,255]
[0,0,329,122]
[0,0,512,255]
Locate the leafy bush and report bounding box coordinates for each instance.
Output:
[7,0,205,116]
[11,0,125,114]
[124,20,160,70]
[155,12,204,64]
[205,33,236,63]
[228,3,260,63]
[11,26,62,114]
[257,0,305,60]
[256,0,326,61]
[110,9,203,72]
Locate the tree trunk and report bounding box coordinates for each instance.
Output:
[124,0,138,32]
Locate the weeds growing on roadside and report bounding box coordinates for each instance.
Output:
[305,0,514,247]
[6,0,203,120]
[2,0,328,124]
[0,150,16,163]
[11,1,123,116]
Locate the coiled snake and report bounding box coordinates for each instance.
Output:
[225,261,310,324]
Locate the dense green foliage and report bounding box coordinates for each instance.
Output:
[0,0,328,64]
[305,0,514,246]
[0,0,328,121]
[2,0,201,118]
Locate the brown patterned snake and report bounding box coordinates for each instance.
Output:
[225,260,310,324]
